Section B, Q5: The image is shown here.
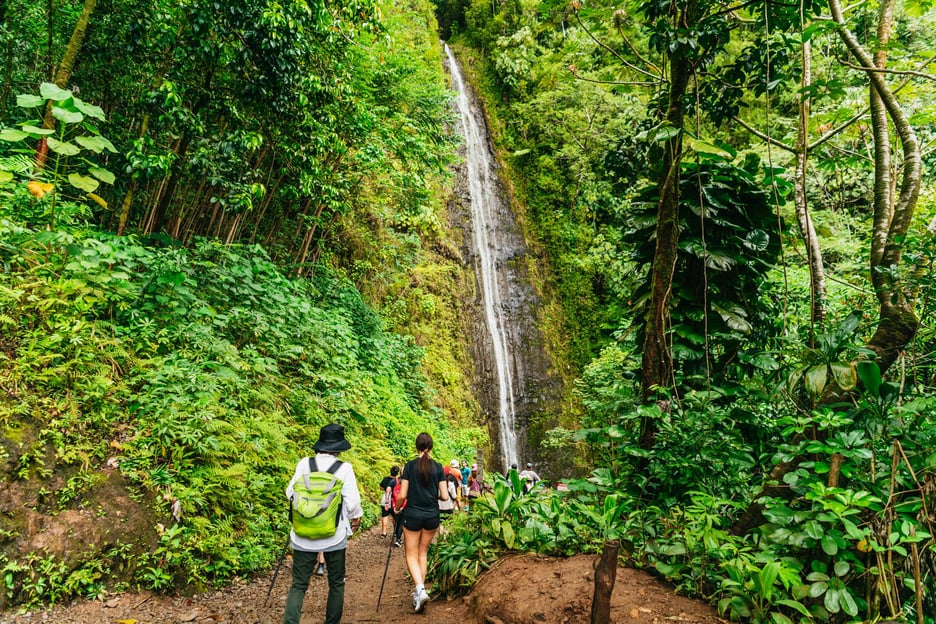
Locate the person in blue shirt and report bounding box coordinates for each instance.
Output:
[460,459,471,506]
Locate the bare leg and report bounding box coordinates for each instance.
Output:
[417,528,437,583]
[402,527,424,586]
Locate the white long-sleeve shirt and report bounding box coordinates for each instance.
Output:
[286,453,363,552]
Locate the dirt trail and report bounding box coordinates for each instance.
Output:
[1,527,723,624]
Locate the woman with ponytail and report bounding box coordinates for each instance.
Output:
[393,431,448,613]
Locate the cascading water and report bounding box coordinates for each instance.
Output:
[445,44,520,469]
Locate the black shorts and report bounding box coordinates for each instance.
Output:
[401,513,440,532]
[381,506,393,518]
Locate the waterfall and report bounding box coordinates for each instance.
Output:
[445,44,519,469]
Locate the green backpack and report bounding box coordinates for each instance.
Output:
[290,457,344,540]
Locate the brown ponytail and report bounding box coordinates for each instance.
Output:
[416,432,433,485]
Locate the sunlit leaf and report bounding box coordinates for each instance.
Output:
[87,192,108,208]
[712,301,752,333]
[74,99,106,120]
[804,365,828,397]
[0,128,29,141]
[47,137,81,156]
[21,125,55,136]
[829,362,856,391]
[39,82,71,101]
[52,106,84,124]
[16,94,44,107]
[68,173,100,192]
[76,135,117,153]
[26,180,55,198]
[89,166,116,184]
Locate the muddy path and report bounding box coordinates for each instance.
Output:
[1,526,723,624]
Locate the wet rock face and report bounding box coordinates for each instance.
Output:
[444,47,562,474]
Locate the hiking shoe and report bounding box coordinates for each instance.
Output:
[414,587,429,613]
[315,563,326,577]
[393,538,402,548]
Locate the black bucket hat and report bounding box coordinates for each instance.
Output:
[313,423,352,453]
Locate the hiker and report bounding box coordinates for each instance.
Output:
[447,460,463,511]
[379,466,400,539]
[467,468,482,503]
[438,469,457,530]
[460,460,470,506]
[519,462,541,493]
[393,431,449,613]
[283,423,362,624]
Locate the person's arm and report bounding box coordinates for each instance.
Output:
[339,462,363,531]
[394,479,409,513]
[383,482,393,509]
[285,459,304,500]
[438,479,449,501]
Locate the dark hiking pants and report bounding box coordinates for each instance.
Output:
[283,548,347,624]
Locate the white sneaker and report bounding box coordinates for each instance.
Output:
[414,587,429,613]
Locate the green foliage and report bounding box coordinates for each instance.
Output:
[449,0,936,620]
[0,211,482,603]
[0,83,116,229]
[622,155,785,385]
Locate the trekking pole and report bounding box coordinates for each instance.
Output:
[265,503,293,607]
[376,514,397,610]
[264,532,291,606]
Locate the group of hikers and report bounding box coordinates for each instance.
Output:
[379,455,480,545]
[281,422,539,624]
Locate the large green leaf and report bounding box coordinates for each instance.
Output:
[0,128,29,141]
[89,166,116,184]
[46,137,81,156]
[40,82,71,101]
[804,365,828,397]
[68,173,100,192]
[75,135,117,153]
[16,94,44,108]
[821,533,839,556]
[74,99,106,121]
[743,229,770,252]
[0,171,13,184]
[52,106,84,124]
[856,361,881,397]
[712,301,752,333]
[21,125,55,136]
[836,310,862,339]
[829,362,856,391]
[704,250,737,271]
[684,135,733,159]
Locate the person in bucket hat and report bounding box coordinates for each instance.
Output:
[283,423,362,624]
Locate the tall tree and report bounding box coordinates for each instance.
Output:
[828,0,921,373]
[36,0,97,168]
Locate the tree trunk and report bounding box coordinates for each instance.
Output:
[591,541,619,624]
[639,0,696,446]
[794,33,826,331]
[150,133,192,235]
[732,0,922,536]
[36,0,97,168]
[860,0,919,373]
